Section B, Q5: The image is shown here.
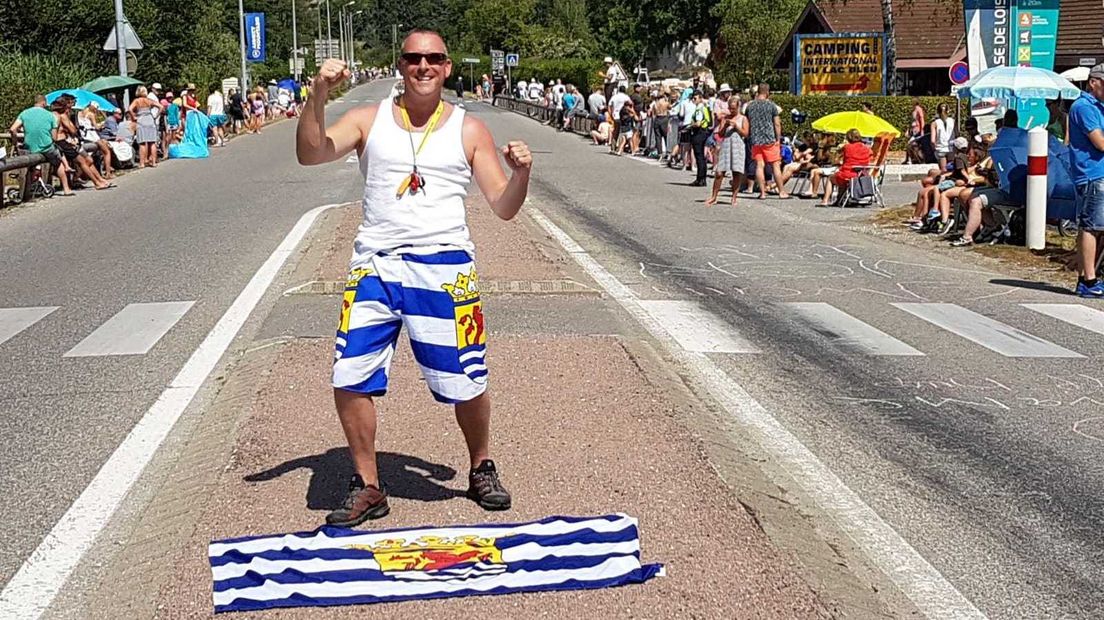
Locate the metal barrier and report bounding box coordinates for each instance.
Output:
[492,97,598,135]
[1,133,97,205]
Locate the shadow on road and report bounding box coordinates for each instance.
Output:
[989,278,1075,296]
[243,448,465,510]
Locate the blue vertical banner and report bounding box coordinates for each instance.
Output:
[245,13,266,63]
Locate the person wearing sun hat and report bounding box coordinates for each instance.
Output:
[1070,63,1104,297]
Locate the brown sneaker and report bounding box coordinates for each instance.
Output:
[467,460,511,510]
[326,476,390,527]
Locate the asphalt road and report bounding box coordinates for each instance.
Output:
[0,84,378,587]
[3,78,1102,618]
[474,102,1104,617]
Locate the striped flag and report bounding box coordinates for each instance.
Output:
[209,514,664,612]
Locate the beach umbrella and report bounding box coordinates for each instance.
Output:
[1059,66,1090,82]
[811,110,901,138]
[278,78,298,92]
[958,65,1080,100]
[45,89,118,113]
[81,75,143,93]
[988,127,1077,220]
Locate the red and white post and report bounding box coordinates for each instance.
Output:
[1025,127,1048,250]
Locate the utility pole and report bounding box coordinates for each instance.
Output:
[338,5,346,63]
[238,0,249,92]
[326,0,332,55]
[113,0,126,77]
[291,0,300,80]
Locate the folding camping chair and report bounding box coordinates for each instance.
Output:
[835,132,893,208]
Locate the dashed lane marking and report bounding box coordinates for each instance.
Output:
[0,306,58,347]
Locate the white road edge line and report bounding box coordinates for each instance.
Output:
[0,202,346,619]
[527,207,985,620]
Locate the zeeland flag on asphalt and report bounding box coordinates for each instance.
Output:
[208,514,664,612]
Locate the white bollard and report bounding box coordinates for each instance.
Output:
[1025,126,1048,250]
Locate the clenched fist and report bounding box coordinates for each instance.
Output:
[501,141,532,171]
[313,58,350,94]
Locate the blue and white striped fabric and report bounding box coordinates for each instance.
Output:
[209,514,663,612]
[334,248,488,404]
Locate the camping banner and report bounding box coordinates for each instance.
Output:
[794,33,886,96]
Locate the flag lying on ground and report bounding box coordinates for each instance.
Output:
[209,513,664,612]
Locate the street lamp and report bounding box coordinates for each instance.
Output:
[391,23,404,74]
[339,1,353,63]
[348,10,362,67]
[291,0,300,80]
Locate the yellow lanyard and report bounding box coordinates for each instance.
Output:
[396,99,444,199]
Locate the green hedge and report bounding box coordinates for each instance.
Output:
[1,53,95,129]
[772,95,959,149]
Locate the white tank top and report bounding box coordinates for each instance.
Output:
[352,101,472,264]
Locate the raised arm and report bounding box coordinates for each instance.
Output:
[464,115,531,221]
[296,58,368,166]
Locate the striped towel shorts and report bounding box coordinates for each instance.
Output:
[333,248,488,403]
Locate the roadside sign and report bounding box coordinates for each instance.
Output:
[103,18,144,51]
[462,57,479,64]
[949,61,970,85]
[490,49,505,75]
[506,53,519,67]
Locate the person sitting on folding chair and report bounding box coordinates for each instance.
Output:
[819,128,870,206]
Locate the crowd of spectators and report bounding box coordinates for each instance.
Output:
[505,74,887,208]
[4,73,356,199]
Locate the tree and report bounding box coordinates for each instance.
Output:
[880,0,898,94]
[713,0,805,87]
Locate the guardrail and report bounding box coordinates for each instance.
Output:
[492,96,598,134]
[2,134,111,205]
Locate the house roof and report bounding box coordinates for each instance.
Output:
[1056,0,1104,57]
[776,0,1103,69]
[773,0,965,69]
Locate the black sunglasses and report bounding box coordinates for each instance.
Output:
[400,52,449,66]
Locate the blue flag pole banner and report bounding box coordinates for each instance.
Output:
[244,13,266,63]
[209,513,664,613]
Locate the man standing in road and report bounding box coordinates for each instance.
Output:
[296,30,533,527]
[1070,64,1104,297]
[745,84,790,199]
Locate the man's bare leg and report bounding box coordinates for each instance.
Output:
[334,388,379,486]
[454,391,491,469]
[772,161,790,198]
[1078,231,1100,281]
[455,390,510,509]
[755,159,768,198]
[326,388,389,526]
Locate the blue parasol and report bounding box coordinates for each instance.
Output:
[958,66,1081,101]
[988,127,1077,220]
[45,89,119,113]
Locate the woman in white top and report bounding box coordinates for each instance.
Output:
[931,103,955,172]
[79,102,114,179]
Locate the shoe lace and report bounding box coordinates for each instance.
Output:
[473,469,504,495]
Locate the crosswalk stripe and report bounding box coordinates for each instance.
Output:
[640,299,759,353]
[786,302,924,356]
[0,307,59,347]
[891,302,1083,358]
[1023,303,1104,337]
[63,301,195,357]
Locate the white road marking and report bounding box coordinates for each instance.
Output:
[529,207,985,619]
[1023,303,1104,337]
[0,306,58,347]
[640,299,759,353]
[63,302,194,357]
[892,303,1082,358]
[787,302,924,356]
[0,203,345,619]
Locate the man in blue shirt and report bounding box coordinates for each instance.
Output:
[1070,64,1104,297]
